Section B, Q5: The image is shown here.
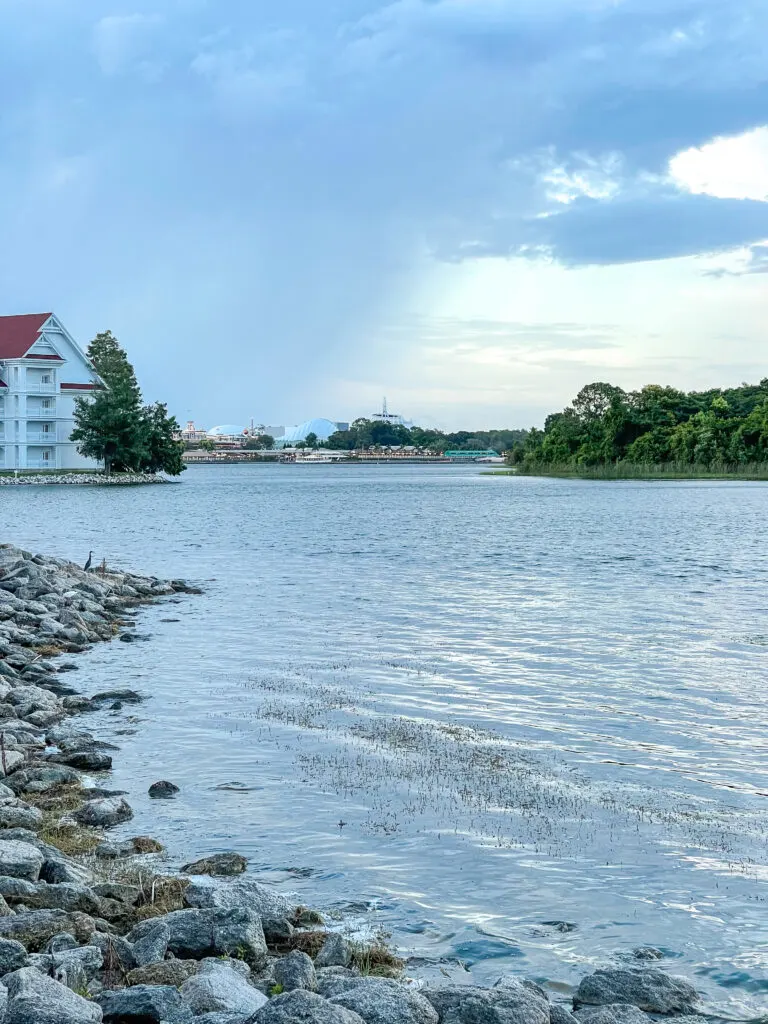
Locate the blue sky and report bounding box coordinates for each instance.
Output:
[1,0,766,430]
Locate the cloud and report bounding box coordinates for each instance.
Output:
[93,13,164,77]
[670,125,768,201]
[2,0,768,426]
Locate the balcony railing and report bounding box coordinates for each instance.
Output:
[26,382,57,394]
[26,459,56,469]
[26,433,57,444]
[27,408,57,419]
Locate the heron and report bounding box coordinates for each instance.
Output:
[83,551,93,571]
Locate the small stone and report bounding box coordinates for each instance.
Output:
[148,780,179,799]
[0,839,44,881]
[0,937,29,975]
[99,983,193,1023]
[132,920,170,967]
[576,1005,653,1024]
[574,970,699,1015]
[74,796,133,828]
[315,933,352,969]
[181,852,248,876]
[53,751,112,771]
[256,990,366,1023]
[274,950,317,992]
[180,960,268,1016]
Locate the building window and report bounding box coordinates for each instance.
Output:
[42,451,51,463]
[42,399,51,409]
[41,374,51,384]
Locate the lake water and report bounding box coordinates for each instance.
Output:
[2,465,768,1015]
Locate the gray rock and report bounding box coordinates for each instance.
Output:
[273,950,317,992]
[184,876,295,919]
[181,851,248,876]
[0,876,37,901]
[73,796,133,828]
[132,920,169,967]
[576,1006,652,1024]
[22,882,102,916]
[89,932,138,974]
[91,882,140,905]
[252,990,366,1023]
[90,689,143,705]
[0,937,28,975]
[99,984,193,1023]
[4,965,102,1023]
[153,907,267,967]
[331,978,439,1024]
[181,960,268,1016]
[425,983,550,1024]
[551,1005,579,1024]
[316,968,363,1000]
[632,949,663,962]
[262,917,295,944]
[40,858,93,886]
[0,802,43,830]
[0,840,44,881]
[148,780,179,799]
[127,959,198,987]
[52,751,112,771]
[7,766,80,795]
[315,934,352,969]
[27,944,104,992]
[574,971,699,1015]
[0,908,97,951]
[45,933,79,953]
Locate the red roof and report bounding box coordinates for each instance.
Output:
[0,313,52,359]
[0,380,7,389]
[60,382,102,391]
[25,353,63,361]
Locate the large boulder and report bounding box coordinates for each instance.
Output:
[73,797,133,828]
[331,978,438,1024]
[0,840,44,881]
[0,909,96,951]
[99,984,193,1023]
[0,801,43,830]
[551,1006,580,1024]
[19,882,102,916]
[184,876,295,919]
[574,971,699,1015]
[180,960,268,1016]
[4,966,102,1023]
[576,1006,652,1024]
[425,982,551,1024]
[253,990,366,1023]
[0,938,28,976]
[131,919,169,967]
[181,852,247,876]
[149,907,267,968]
[6,766,80,795]
[273,950,317,992]
[315,934,352,969]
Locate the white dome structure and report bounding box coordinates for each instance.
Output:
[280,418,339,444]
[207,424,246,438]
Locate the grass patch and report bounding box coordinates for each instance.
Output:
[497,461,768,481]
[132,875,189,920]
[272,930,329,959]
[350,933,405,978]
[30,644,66,658]
[25,783,84,815]
[39,820,102,856]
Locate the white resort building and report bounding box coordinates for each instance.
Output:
[0,313,103,471]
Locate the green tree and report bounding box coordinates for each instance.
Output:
[140,402,185,475]
[199,437,216,452]
[71,331,145,475]
[304,432,319,448]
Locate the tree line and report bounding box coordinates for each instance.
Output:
[72,332,184,476]
[320,419,527,452]
[509,379,768,470]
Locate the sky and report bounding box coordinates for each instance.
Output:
[0,0,766,431]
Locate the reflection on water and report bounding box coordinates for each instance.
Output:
[2,466,768,1014]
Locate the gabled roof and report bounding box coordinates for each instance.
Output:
[0,313,52,359]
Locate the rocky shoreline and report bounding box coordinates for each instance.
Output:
[0,474,170,487]
[0,543,714,1023]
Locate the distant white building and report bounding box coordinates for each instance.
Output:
[371,398,412,429]
[0,313,103,471]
